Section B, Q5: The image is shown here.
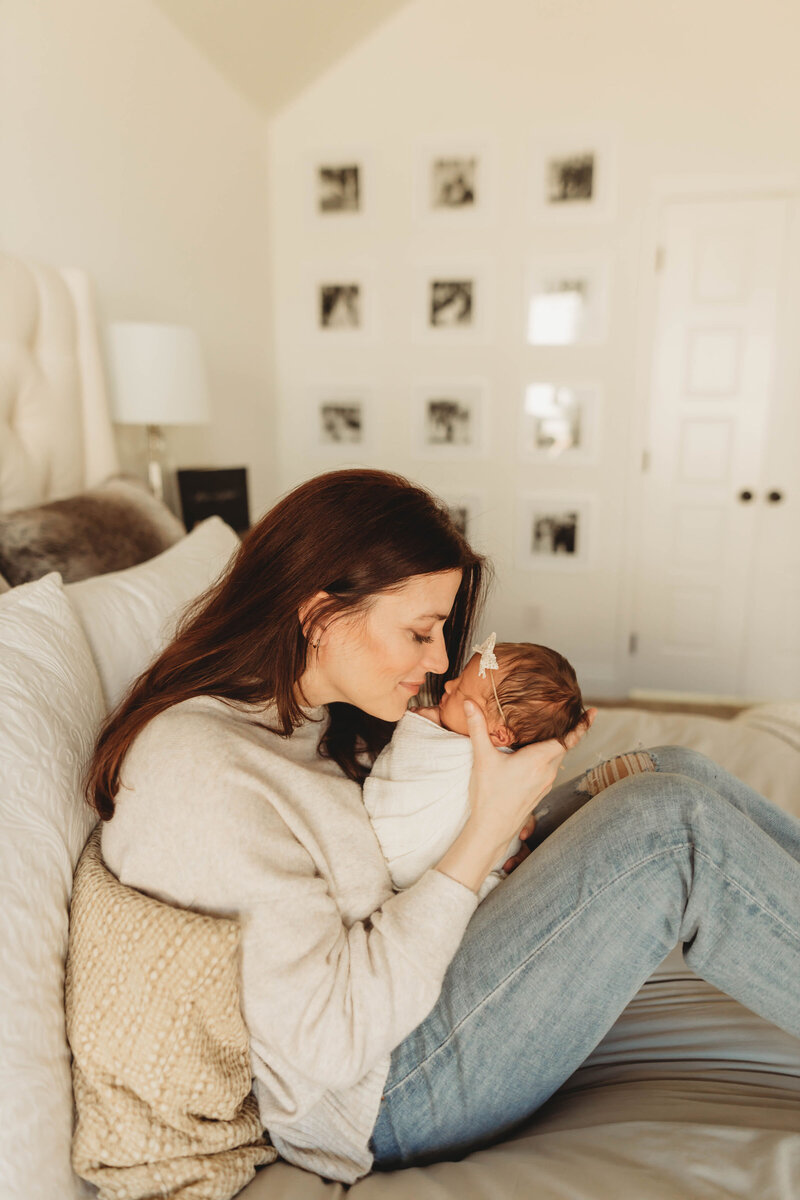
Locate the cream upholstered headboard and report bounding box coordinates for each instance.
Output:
[0,253,119,514]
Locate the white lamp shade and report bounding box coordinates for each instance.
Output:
[106,321,211,425]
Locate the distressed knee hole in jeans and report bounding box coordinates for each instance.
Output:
[578,751,656,797]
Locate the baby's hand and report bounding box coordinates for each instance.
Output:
[502,821,535,875]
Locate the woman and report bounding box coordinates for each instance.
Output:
[86,468,800,1184]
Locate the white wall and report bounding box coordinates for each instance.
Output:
[267,0,800,697]
[0,0,275,518]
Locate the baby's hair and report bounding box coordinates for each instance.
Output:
[489,642,589,749]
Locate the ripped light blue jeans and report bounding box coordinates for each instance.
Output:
[368,746,800,1170]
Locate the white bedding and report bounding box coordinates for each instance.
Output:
[565,704,800,821]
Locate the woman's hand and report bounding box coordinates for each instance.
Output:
[463,700,564,857]
[484,706,598,876]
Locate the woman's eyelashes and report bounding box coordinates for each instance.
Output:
[412,632,434,644]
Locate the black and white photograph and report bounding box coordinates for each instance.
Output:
[447,503,470,536]
[516,493,592,569]
[310,261,378,342]
[529,127,618,223]
[520,382,601,463]
[317,163,361,213]
[437,491,486,545]
[319,283,360,330]
[307,386,375,454]
[431,156,477,209]
[320,401,363,443]
[414,139,494,224]
[547,152,595,203]
[414,263,491,342]
[305,145,374,225]
[426,396,472,444]
[533,510,579,556]
[525,253,611,345]
[413,382,488,457]
[430,279,473,328]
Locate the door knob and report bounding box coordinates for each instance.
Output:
[766,490,784,503]
[738,489,755,502]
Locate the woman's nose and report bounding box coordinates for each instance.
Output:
[423,632,449,675]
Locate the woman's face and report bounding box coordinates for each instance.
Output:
[300,569,463,721]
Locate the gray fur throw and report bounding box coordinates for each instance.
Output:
[0,476,186,586]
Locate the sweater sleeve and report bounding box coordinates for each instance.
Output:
[103,708,480,1100]
[239,822,478,1093]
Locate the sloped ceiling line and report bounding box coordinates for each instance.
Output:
[152,0,412,117]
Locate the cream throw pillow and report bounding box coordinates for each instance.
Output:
[0,573,105,1200]
[65,516,240,713]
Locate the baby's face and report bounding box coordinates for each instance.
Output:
[439,652,502,737]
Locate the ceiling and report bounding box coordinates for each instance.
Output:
[152,0,412,117]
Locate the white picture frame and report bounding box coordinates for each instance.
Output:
[304,145,376,228]
[413,137,495,226]
[412,262,493,344]
[528,126,618,224]
[519,381,603,465]
[306,385,376,454]
[516,492,594,570]
[411,380,490,459]
[308,259,380,343]
[524,251,612,346]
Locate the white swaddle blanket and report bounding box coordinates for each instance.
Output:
[363,710,523,904]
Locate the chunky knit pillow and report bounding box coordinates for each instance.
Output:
[0,475,185,586]
[66,826,277,1200]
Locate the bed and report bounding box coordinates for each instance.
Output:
[1,249,798,1200]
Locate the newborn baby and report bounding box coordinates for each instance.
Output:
[363,635,589,903]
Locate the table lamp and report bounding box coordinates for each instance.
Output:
[106,321,211,504]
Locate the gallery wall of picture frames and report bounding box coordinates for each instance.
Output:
[297,128,619,571]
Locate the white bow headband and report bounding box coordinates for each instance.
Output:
[471,632,506,720]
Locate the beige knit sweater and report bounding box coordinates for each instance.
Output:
[66,824,277,1200]
[97,695,480,1184]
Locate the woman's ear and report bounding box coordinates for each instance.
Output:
[298,590,331,641]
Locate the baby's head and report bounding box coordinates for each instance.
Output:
[439,641,588,749]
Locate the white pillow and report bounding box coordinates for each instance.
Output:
[0,572,105,1200]
[65,516,240,714]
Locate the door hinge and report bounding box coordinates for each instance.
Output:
[641,449,651,473]
[629,633,638,655]
[655,245,665,272]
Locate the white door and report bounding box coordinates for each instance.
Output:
[631,196,790,699]
[740,198,800,700]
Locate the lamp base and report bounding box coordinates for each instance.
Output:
[145,424,166,504]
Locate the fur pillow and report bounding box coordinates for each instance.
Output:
[0,476,186,586]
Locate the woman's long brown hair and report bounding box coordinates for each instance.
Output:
[86,468,492,819]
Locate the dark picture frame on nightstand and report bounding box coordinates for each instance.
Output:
[176,467,251,534]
